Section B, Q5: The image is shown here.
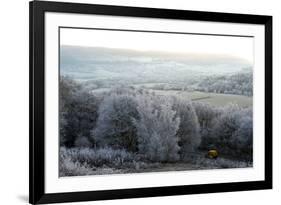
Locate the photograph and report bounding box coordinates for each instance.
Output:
[58,27,254,177]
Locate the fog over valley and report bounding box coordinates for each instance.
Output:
[60,45,252,86]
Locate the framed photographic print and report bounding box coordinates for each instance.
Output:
[29,0,272,204]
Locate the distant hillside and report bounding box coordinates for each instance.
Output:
[60,45,252,86]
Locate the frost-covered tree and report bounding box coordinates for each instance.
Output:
[172,97,200,157]
[59,76,79,146]
[211,104,253,160]
[193,102,221,150]
[231,108,253,159]
[92,89,139,151]
[133,94,180,162]
[60,76,99,147]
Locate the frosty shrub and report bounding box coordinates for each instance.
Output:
[59,147,94,176]
[212,104,253,160]
[172,96,201,157]
[133,94,180,162]
[60,76,100,147]
[93,88,139,151]
[193,102,221,150]
[60,147,135,168]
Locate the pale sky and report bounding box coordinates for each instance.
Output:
[60,28,254,63]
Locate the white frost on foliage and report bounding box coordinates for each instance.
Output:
[133,94,180,162]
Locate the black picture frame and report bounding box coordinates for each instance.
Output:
[29,0,272,204]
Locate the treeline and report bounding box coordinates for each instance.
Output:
[196,72,253,96]
[136,72,253,96]
[60,77,253,163]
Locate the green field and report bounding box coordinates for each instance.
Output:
[154,90,252,107]
[91,87,252,107]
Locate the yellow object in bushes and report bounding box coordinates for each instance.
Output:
[208,149,218,159]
